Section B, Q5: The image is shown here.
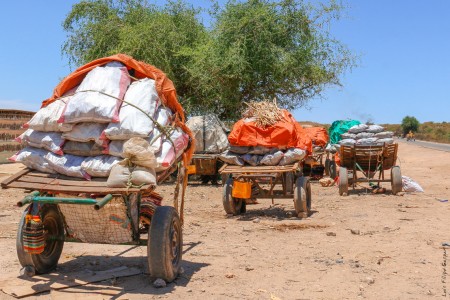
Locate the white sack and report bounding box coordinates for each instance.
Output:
[376,138,394,145]
[104,78,160,140]
[58,63,131,123]
[62,123,107,146]
[260,150,284,166]
[355,132,375,139]
[280,148,306,166]
[338,139,356,146]
[186,114,229,154]
[24,98,73,132]
[155,128,189,172]
[241,154,262,166]
[106,140,126,158]
[340,132,356,140]
[356,138,379,145]
[279,148,307,165]
[63,141,104,157]
[122,137,157,169]
[348,124,369,134]
[229,146,251,154]
[375,131,394,139]
[148,106,173,152]
[8,147,55,174]
[81,155,121,177]
[366,124,384,133]
[44,152,90,179]
[248,146,273,155]
[218,150,244,166]
[402,176,424,193]
[16,129,64,155]
[107,164,157,187]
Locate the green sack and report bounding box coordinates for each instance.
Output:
[328,120,361,145]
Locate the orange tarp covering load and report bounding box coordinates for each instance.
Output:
[303,127,329,148]
[228,109,312,154]
[41,53,194,163]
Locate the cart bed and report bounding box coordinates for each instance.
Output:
[219,163,299,174]
[1,168,154,194]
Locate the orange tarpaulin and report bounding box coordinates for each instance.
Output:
[41,53,194,163]
[228,110,312,153]
[303,127,329,148]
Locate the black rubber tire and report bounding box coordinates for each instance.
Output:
[17,204,65,275]
[329,161,337,179]
[294,177,311,218]
[222,177,244,215]
[391,166,402,195]
[339,167,348,196]
[284,172,294,194]
[148,206,182,282]
[139,202,155,235]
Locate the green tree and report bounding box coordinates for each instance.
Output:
[62,0,355,120]
[401,116,420,136]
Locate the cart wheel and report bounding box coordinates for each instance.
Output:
[294,177,311,218]
[391,166,402,195]
[324,158,330,176]
[221,173,229,186]
[329,160,337,179]
[284,172,294,194]
[148,206,182,282]
[17,204,65,275]
[339,167,348,196]
[222,177,244,215]
[139,202,156,234]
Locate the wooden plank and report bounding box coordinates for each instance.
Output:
[6,181,152,194]
[19,175,108,187]
[221,164,297,174]
[1,168,31,188]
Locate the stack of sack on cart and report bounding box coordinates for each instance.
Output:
[9,54,192,188]
[218,100,312,166]
[186,114,229,154]
[303,126,329,153]
[326,120,395,153]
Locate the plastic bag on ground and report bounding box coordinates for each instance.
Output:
[402,176,424,192]
[81,155,121,177]
[24,98,73,132]
[62,123,107,146]
[260,150,284,166]
[63,141,104,157]
[122,137,157,169]
[218,150,244,166]
[16,129,64,155]
[106,164,156,187]
[155,128,189,172]
[8,147,55,174]
[279,148,306,165]
[103,78,160,140]
[58,63,131,124]
[44,152,90,179]
[186,114,229,154]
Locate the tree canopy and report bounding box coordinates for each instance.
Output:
[62,0,355,120]
[401,116,420,136]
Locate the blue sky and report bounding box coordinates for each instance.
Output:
[0,1,449,124]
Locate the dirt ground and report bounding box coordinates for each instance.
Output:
[0,140,449,299]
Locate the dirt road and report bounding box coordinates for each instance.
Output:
[0,141,449,299]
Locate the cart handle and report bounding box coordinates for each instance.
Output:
[94,194,113,210]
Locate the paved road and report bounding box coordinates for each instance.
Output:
[397,138,450,152]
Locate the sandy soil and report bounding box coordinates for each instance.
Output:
[0,141,449,299]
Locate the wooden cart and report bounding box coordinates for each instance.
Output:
[219,163,311,218]
[187,153,225,184]
[338,143,402,195]
[1,163,188,283]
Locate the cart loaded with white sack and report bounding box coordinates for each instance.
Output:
[1,54,194,283]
